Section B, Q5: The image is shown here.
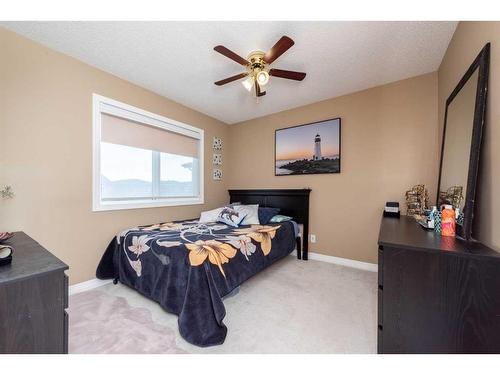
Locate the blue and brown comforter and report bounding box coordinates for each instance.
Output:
[96,219,296,347]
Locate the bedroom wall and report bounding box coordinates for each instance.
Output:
[438,21,500,251]
[227,73,439,264]
[0,27,230,284]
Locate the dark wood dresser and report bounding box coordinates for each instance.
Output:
[0,232,69,354]
[378,216,500,353]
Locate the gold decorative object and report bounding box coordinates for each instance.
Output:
[438,186,464,208]
[405,184,429,217]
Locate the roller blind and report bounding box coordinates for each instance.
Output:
[101,113,198,158]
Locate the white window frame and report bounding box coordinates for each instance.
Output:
[92,94,204,211]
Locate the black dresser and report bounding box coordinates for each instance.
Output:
[378,216,500,353]
[0,232,69,354]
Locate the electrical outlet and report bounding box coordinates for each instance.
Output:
[310,234,316,243]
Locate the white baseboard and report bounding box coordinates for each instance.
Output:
[290,250,378,272]
[69,278,113,295]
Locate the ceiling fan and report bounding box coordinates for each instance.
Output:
[214,35,306,97]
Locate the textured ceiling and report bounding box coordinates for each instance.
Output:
[2,21,457,124]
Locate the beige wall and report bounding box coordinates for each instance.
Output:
[0,28,230,284]
[0,25,448,280]
[227,73,439,264]
[438,22,500,251]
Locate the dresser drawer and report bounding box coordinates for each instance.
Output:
[63,273,69,309]
[378,285,383,327]
[63,311,69,354]
[377,324,383,354]
[0,271,67,353]
[378,246,384,286]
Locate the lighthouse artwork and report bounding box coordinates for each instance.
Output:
[275,118,341,175]
[313,134,322,160]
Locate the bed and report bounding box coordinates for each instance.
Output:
[96,188,311,347]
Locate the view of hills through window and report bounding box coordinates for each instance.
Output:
[100,142,197,199]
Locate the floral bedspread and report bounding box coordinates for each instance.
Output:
[96,219,296,347]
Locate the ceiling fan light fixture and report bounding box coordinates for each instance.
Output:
[214,36,305,98]
[241,75,254,91]
[256,70,270,86]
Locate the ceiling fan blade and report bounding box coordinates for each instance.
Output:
[263,36,295,64]
[214,45,249,66]
[269,68,306,81]
[214,73,248,86]
[255,82,266,97]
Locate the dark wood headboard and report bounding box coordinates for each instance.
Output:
[228,189,311,260]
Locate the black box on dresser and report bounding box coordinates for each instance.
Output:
[0,232,69,354]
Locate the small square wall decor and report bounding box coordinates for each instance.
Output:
[213,137,223,150]
[213,169,223,180]
[213,154,222,165]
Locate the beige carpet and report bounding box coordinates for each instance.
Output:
[69,290,186,354]
[68,256,377,354]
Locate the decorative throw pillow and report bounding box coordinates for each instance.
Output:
[199,207,224,223]
[233,204,260,225]
[217,206,246,228]
[269,214,293,223]
[258,207,281,224]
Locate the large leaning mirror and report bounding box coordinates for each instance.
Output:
[437,43,490,241]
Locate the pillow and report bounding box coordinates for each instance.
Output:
[258,207,281,224]
[217,206,246,228]
[233,204,260,225]
[199,207,224,223]
[269,214,293,223]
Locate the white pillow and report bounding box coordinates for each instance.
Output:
[199,207,224,223]
[233,204,260,225]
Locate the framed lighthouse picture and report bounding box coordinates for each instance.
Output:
[275,117,341,176]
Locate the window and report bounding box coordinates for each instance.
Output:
[93,94,204,211]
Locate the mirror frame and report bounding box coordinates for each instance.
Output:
[437,42,490,241]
